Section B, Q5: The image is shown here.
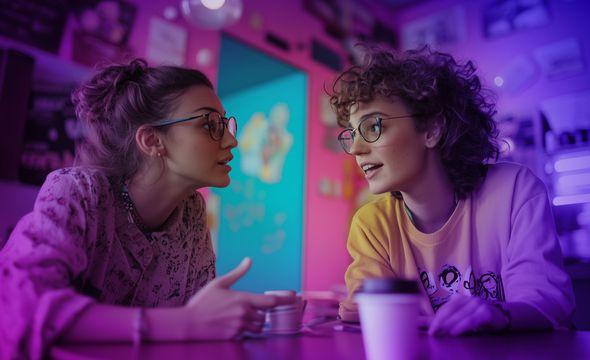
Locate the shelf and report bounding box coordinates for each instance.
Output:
[0,34,91,85]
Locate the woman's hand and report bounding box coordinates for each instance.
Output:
[428,294,509,337]
[183,258,295,340]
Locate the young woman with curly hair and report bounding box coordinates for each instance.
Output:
[332,46,574,336]
[0,59,294,359]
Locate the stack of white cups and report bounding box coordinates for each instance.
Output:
[264,290,306,335]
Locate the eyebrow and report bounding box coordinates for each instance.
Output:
[191,106,226,116]
[350,111,386,127]
[360,111,385,120]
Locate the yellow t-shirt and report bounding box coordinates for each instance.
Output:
[339,163,574,328]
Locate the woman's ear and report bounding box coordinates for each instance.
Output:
[135,125,166,157]
[424,119,444,149]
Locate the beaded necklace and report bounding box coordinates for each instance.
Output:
[120,184,150,234]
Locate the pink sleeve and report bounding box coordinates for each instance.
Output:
[0,171,96,360]
[503,176,575,329]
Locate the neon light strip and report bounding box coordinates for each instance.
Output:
[553,193,590,206]
[554,155,590,173]
[556,173,590,188]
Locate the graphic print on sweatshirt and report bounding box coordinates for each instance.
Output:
[418,265,505,312]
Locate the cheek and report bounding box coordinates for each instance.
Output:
[381,135,425,169]
[176,132,215,157]
[190,146,215,166]
[170,141,215,168]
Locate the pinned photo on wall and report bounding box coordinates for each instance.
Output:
[73,0,137,46]
[533,38,585,80]
[146,17,187,66]
[71,0,137,67]
[319,93,343,153]
[401,5,466,50]
[493,55,539,95]
[483,0,550,39]
[303,0,397,56]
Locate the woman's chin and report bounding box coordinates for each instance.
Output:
[214,177,231,188]
[368,182,392,195]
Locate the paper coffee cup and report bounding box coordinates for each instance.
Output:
[355,278,420,360]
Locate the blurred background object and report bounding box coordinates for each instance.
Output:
[181,0,243,29]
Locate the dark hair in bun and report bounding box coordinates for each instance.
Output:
[72,58,213,179]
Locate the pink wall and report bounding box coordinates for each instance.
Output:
[389,0,590,119]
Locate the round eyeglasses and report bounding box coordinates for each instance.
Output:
[337,114,419,154]
[151,112,237,141]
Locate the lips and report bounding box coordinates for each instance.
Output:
[217,155,233,165]
[360,162,383,174]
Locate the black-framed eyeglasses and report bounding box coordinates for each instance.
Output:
[337,114,419,154]
[151,112,237,141]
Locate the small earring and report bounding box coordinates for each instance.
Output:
[157,152,162,157]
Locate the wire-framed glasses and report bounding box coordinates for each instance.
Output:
[337,114,418,154]
[151,112,237,141]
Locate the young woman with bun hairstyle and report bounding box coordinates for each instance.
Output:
[0,59,293,359]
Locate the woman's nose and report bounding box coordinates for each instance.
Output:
[221,129,238,149]
[348,134,368,155]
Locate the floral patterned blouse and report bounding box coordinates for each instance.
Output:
[0,167,216,359]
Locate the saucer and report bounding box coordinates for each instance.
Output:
[263,326,302,335]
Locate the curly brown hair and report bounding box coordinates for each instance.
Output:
[330,46,500,198]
